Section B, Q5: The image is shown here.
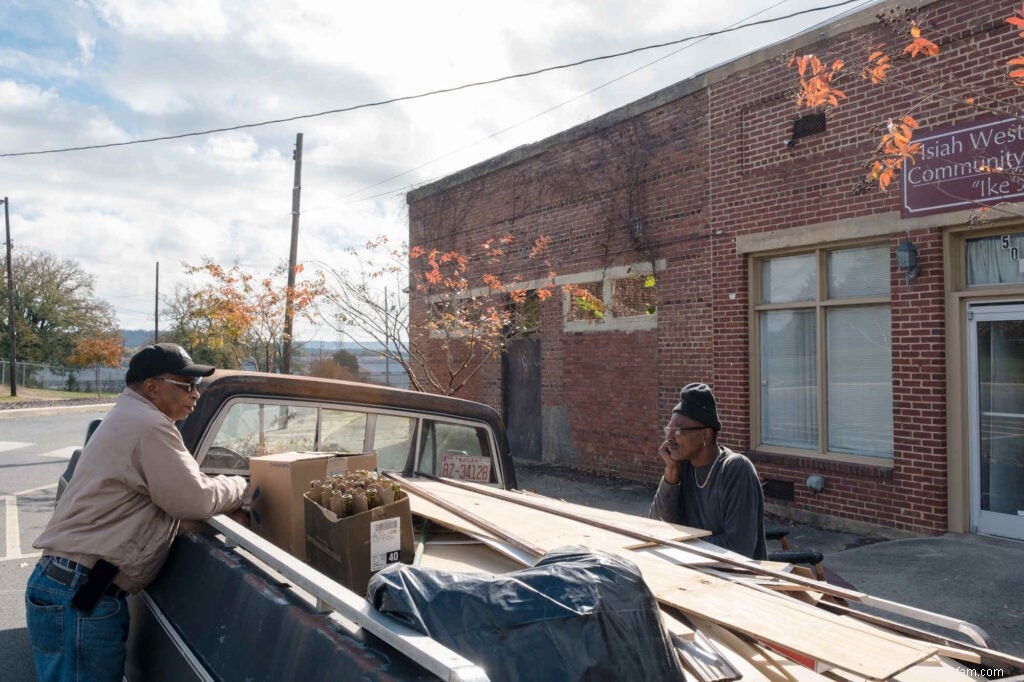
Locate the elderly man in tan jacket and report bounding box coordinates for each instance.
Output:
[25,343,247,682]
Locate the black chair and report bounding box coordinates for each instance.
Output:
[766,525,825,580]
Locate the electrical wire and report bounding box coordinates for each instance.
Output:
[324,0,827,209]
[0,0,865,159]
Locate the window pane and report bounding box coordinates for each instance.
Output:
[760,310,817,448]
[827,307,892,457]
[761,254,816,303]
[206,402,317,469]
[417,421,496,484]
[966,234,1024,286]
[374,414,416,473]
[568,282,604,321]
[977,319,1024,515]
[319,409,367,453]
[828,245,890,298]
[611,274,657,317]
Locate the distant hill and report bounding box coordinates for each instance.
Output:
[120,331,396,356]
[122,329,156,349]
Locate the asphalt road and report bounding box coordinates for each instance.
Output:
[0,405,112,681]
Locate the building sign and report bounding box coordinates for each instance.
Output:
[902,117,1024,217]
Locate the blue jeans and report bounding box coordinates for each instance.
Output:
[25,557,130,682]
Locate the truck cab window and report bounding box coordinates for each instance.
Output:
[203,402,317,471]
[319,409,367,453]
[373,414,416,474]
[417,421,495,485]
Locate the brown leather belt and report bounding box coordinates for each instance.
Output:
[40,557,127,599]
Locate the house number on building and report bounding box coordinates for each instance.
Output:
[1001,235,1021,261]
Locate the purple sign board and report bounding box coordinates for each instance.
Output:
[901,116,1024,218]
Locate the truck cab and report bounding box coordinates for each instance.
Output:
[60,371,518,681]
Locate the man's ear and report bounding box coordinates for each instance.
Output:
[140,378,158,398]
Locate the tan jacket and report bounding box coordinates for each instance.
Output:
[34,388,246,593]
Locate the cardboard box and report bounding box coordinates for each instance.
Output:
[249,451,378,560]
[304,491,414,594]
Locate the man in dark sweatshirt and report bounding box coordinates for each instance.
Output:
[648,382,767,560]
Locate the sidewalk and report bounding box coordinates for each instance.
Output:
[513,459,1024,662]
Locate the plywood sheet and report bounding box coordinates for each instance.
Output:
[405,478,681,557]
[459,480,710,543]
[403,477,938,680]
[630,553,935,680]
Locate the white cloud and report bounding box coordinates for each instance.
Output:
[0,0,870,336]
[77,31,96,64]
[92,0,229,41]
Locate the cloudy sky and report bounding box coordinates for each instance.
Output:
[0,0,875,340]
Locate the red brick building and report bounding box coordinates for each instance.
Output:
[407,0,1024,539]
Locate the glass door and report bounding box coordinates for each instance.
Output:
[967,303,1024,540]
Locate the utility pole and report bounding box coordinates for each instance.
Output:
[3,197,16,397]
[384,287,391,386]
[154,261,160,343]
[282,133,302,375]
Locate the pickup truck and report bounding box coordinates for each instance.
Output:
[59,371,1020,681]
[60,370,520,681]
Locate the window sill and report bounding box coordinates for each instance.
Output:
[747,449,894,480]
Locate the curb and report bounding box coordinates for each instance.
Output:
[0,403,115,420]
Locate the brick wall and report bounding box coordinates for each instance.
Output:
[407,0,1022,533]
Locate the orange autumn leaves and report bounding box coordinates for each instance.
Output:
[1009,3,1024,85]
[789,8,1024,191]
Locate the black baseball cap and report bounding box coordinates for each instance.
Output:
[125,343,215,384]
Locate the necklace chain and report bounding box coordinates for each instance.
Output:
[694,450,722,489]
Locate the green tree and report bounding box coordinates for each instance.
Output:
[0,249,119,365]
[332,348,361,375]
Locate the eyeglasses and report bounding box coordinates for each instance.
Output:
[664,425,706,438]
[153,377,202,393]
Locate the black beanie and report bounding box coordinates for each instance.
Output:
[672,383,721,431]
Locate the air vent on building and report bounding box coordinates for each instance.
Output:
[792,112,827,140]
[762,479,795,501]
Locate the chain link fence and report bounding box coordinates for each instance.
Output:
[0,360,124,394]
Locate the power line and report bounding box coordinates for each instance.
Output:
[0,0,864,159]
[323,0,820,209]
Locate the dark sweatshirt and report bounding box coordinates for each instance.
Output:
[648,446,768,560]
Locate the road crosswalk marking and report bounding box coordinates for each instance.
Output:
[38,446,77,460]
[4,496,19,558]
[0,441,32,453]
[4,485,57,560]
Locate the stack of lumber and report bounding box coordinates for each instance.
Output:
[390,474,1023,682]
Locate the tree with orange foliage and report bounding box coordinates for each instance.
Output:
[789,4,1024,198]
[322,234,556,396]
[66,333,124,396]
[165,258,328,372]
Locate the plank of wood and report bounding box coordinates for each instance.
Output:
[659,608,696,642]
[630,553,935,680]
[418,541,524,574]
[689,615,834,682]
[826,655,974,682]
[478,482,710,543]
[408,479,678,557]
[403,477,938,680]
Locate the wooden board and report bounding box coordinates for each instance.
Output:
[408,479,693,557]
[417,541,524,574]
[402,478,938,680]
[631,552,936,681]
[461,481,710,543]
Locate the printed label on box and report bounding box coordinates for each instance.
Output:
[370,517,402,571]
[439,453,492,482]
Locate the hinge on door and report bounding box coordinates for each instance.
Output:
[967,309,974,321]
